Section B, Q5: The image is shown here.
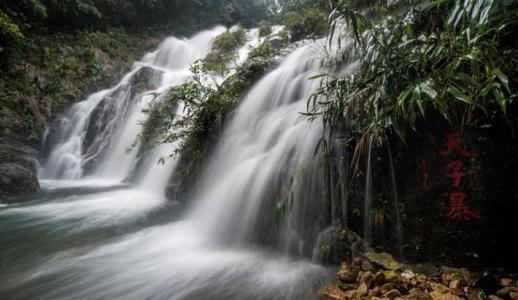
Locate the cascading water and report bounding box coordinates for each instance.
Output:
[41,26,228,185]
[0,28,334,299]
[188,43,326,254]
[364,136,374,244]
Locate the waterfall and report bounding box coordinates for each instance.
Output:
[0,28,334,299]
[41,26,232,188]
[186,41,326,255]
[364,135,374,244]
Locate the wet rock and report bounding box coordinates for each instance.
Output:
[319,284,347,300]
[335,281,358,291]
[364,252,401,271]
[382,270,401,284]
[383,289,402,299]
[362,260,374,271]
[410,264,440,277]
[401,270,416,283]
[467,288,486,300]
[130,66,162,93]
[359,271,375,288]
[496,286,518,297]
[450,287,464,296]
[500,278,514,287]
[0,164,40,198]
[407,288,433,300]
[352,257,363,268]
[374,271,387,285]
[337,263,358,283]
[165,183,182,203]
[476,274,500,295]
[449,279,462,289]
[380,283,396,294]
[369,286,381,297]
[441,272,462,287]
[0,140,40,199]
[357,282,369,296]
[429,291,461,300]
[430,282,450,294]
[325,254,516,300]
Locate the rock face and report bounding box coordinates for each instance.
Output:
[319,253,518,300]
[81,66,163,174]
[0,140,40,199]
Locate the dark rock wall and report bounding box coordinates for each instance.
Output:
[0,140,40,200]
[334,109,518,270]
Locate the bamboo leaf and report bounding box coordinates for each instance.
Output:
[494,68,510,93]
[447,86,472,104]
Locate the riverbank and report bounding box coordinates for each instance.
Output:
[320,253,518,300]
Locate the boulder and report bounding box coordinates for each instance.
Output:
[364,252,401,271]
[130,66,162,94]
[0,140,40,199]
[319,284,347,300]
[0,163,39,199]
[337,263,359,283]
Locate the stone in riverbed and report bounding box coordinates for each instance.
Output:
[359,271,375,288]
[383,289,402,299]
[475,274,500,295]
[368,286,381,297]
[430,282,450,294]
[364,252,401,271]
[380,283,396,294]
[407,288,433,300]
[357,282,369,296]
[0,164,40,198]
[496,286,518,297]
[335,281,358,291]
[337,263,358,283]
[449,279,462,289]
[500,278,514,287]
[362,259,374,271]
[382,270,401,284]
[0,140,40,199]
[319,284,347,300]
[467,288,486,300]
[429,291,461,300]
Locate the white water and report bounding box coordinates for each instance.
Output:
[0,28,333,299]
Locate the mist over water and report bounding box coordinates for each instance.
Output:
[0,27,333,299]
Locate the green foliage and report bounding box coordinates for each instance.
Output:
[0,0,268,70]
[0,29,160,140]
[320,244,332,262]
[138,40,277,179]
[308,0,518,142]
[205,27,247,74]
[258,20,272,37]
[272,0,330,41]
[0,11,24,66]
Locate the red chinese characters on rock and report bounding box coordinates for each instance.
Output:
[440,132,480,221]
[445,160,465,188]
[447,192,480,221]
[440,132,476,158]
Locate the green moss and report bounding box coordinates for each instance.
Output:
[0,29,161,141]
